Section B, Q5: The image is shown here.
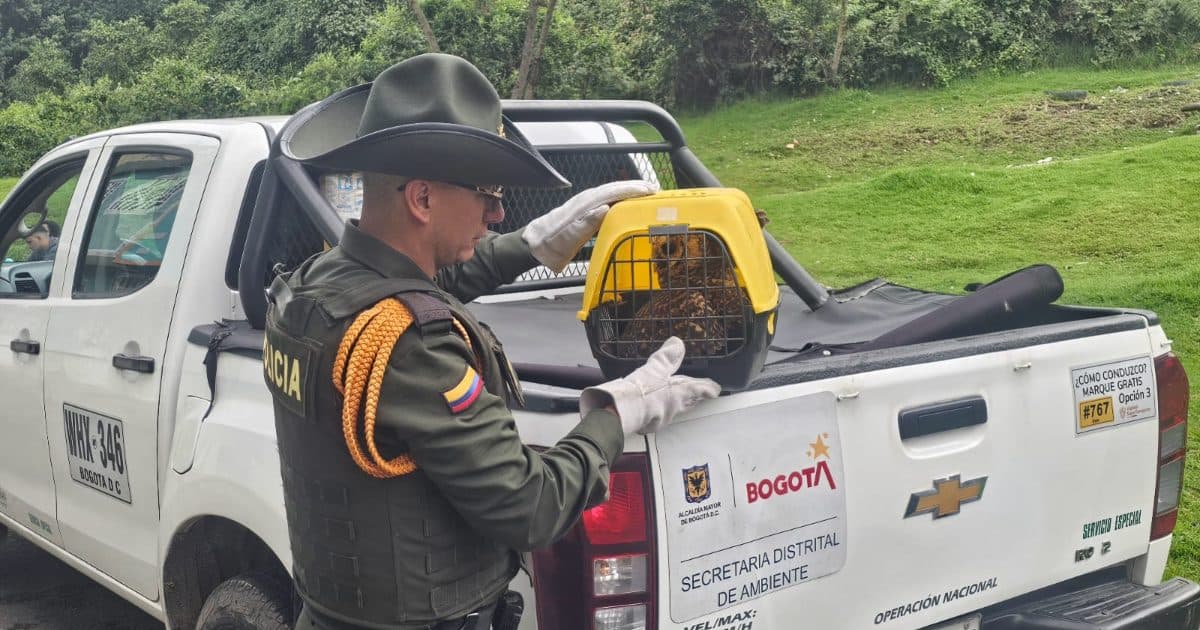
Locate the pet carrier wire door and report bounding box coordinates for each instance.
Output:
[579,188,779,390]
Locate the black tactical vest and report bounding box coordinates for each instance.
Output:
[264,264,520,628]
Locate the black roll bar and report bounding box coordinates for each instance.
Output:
[669,145,830,311]
[250,99,830,327]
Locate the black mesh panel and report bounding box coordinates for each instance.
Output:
[499,150,677,282]
[262,195,326,287]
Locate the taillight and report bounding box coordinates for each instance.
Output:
[533,453,657,630]
[1151,352,1189,540]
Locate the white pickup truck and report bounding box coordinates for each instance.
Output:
[0,100,1195,630]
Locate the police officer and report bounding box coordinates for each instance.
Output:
[265,53,721,630]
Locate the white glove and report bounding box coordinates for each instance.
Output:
[580,337,722,435]
[522,179,659,273]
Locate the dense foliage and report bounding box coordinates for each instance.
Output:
[1,0,1199,175]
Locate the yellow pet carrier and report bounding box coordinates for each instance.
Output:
[578,188,780,390]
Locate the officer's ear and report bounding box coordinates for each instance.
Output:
[400,179,435,226]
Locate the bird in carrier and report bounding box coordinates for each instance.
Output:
[579,188,779,390]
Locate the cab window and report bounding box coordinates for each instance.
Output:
[74,151,192,298]
[0,159,85,298]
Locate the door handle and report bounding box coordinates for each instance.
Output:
[10,339,40,355]
[113,353,155,374]
[899,396,987,439]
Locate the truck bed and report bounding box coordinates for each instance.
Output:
[472,277,1145,390]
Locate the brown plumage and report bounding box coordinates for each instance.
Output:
[602,231,748,358]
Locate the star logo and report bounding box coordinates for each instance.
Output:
[807,433,831,460]
[904,474,987,519]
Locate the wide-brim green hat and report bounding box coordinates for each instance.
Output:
[280,53,569,189]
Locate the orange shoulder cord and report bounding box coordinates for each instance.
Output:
[332,297,475,478]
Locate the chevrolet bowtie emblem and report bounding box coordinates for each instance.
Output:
[904,474,987,519]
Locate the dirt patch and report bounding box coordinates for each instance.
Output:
[996,83,1200,139]
[832,80,1200,164]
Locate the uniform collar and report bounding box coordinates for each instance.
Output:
[338,220,433,281]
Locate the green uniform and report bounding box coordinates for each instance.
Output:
[264,221,624,629]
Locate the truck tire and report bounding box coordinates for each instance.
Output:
[196,572,293,630]
[0,524,7,544]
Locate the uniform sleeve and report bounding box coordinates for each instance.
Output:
[376,326,625,551]
[435,229,539,303]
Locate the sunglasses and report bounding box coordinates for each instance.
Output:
[447,181,504,200]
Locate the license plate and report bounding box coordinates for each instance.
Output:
[63,404,132,503]
[931,614,981,630]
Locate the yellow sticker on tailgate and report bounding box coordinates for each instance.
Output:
[1078,397,1115,429]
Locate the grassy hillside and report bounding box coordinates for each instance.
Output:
[0,178,14,200]
[679,65,1200,579]
[684,66,1200,194]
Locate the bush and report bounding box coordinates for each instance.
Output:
[194,0,386,80]
[112,58,254,123]
[359,4,435,73]
[158,0,209,45]
[618,0,782,107]
[38,79,123,137]
[1053,0,1200,66]
[761,0,869,93]
[857,0,989,86]
[80,18,159,83]
[264,52,376,114]
[0,101,57,176]
[7,39,76,102]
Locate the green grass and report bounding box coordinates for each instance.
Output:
[676,65,1200,579]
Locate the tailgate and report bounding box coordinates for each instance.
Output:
[650,326,1162,630]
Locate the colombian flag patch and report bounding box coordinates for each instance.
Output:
[443,366,483,414]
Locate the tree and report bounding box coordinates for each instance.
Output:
[512,0,558,98]
[80,18,159,83]
[525,0,557,97]
[407,0,441,52]
[829,0,848,84]
[7,39,75,102]
[158,0,209,46]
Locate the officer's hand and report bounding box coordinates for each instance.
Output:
[522,179,659,273]
[580,337,721,435]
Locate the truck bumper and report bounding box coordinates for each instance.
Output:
[981,576,1200,629]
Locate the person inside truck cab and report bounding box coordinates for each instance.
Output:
[41,218,61,238]
[266,53,721,630]
[24,222,58,261]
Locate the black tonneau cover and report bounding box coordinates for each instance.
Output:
[471,273,1117,375]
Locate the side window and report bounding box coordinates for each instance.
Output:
[74,151,192,298]
[0,159,85,298]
